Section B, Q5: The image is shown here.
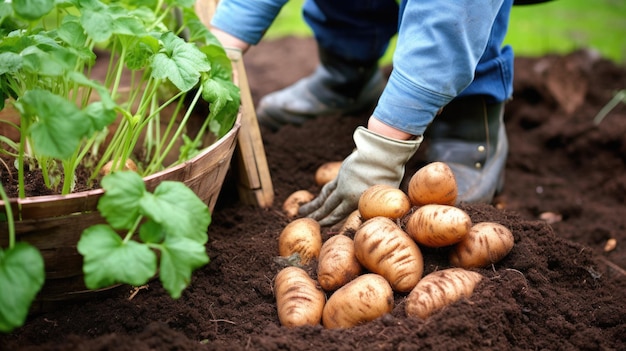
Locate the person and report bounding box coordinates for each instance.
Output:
[209,0,515,226]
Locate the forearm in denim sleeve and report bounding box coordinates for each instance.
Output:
[210,0,288,45]
[374,0,504,136]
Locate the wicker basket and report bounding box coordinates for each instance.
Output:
[0,88,242,313]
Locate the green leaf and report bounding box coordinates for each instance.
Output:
[115,0,158,13]
[79,0,147,43]
[0,3,13,25]
[78,224,157,289]
[165,0,195,8]
[125,35,159,70]
[98,171,147,230]
[200,45,232,81]
[159,236,209,299]
[202,77,240,138]
[0,243,45,333]
[151,32,211,92]
[16,89,91,160]
[83,101,117,133]
[12,0,55,21]
[140,181,211,243]
[138,219,166,244]
[20,43,76,77]
[58,17,88,48]
[0,52,22,75]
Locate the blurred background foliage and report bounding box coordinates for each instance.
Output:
[264,0,626,65]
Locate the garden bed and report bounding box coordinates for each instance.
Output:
[1,37,625,351]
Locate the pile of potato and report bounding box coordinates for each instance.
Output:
[276,161,515,329]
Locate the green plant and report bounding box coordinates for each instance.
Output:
[0,0,240,333]
[0,0,240,197]
[0,180,45,333]
[78,171,211,300]
[0,170,211,333]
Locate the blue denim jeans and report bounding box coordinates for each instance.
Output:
[303,0,514,105]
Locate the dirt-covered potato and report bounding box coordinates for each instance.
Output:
[408,161,457,206]
[449,222,515,268]
[358,184,411,220]
[315,161,342,186]
[282,190,315,218]
[404,204,472,248]
[278,218,322,264]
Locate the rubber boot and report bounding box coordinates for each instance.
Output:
[256,48,385,130]
[425,96,508,204]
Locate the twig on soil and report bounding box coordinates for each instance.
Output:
[128,285,149,300]
[597,256,626,277]
[208,319,237,325]
[504,268,529,288]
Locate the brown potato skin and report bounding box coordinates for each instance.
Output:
[100,158,138,176]
[275,266,326,327]
[405,268,482,319]
[354,217,423,292]
[322,274,393,329]
[358,184,411,220]
[337,210,363,236]
[408,161,458,206]
[317,234,362,291]
[278,218,322,264]
[315,161,342,186]
[449,222,515,268]
[282,190,315,218]
[405,204,472,248]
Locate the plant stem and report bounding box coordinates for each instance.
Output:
[123,216,144,244]
[40,156,52,189]
[0,180,16,249]
[17,131,26,200]
[145,91,185,168]
[593,90,626,125]
[61,149,80,195]
[145,87,203,174]
[111,45,127,100]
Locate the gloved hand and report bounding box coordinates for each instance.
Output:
[299,126,422,226]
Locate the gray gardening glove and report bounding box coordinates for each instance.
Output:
[299,126,422,226]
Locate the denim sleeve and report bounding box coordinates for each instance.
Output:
[210,0,288,44]
[373,0,505,136]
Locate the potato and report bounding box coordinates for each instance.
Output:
[282,190,315,218]
[408,161,457,206]
[358,184,411,220]
[322,273,393,329]
[449,222,515,268]
[100,158,138,176]
[317,234,362,291]
[354,217,423,292]
[405,268,483,319]
[315,161,342,186]
[337,209,362,236]
[278,218,322,264]
[404,204,472,248]
[275,266,326,327]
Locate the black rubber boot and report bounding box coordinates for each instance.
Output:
[425,96,508,204]
[256,48,385,130]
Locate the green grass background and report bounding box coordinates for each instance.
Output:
[263,0,626,65]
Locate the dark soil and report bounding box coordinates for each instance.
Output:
[2,37,626,351]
